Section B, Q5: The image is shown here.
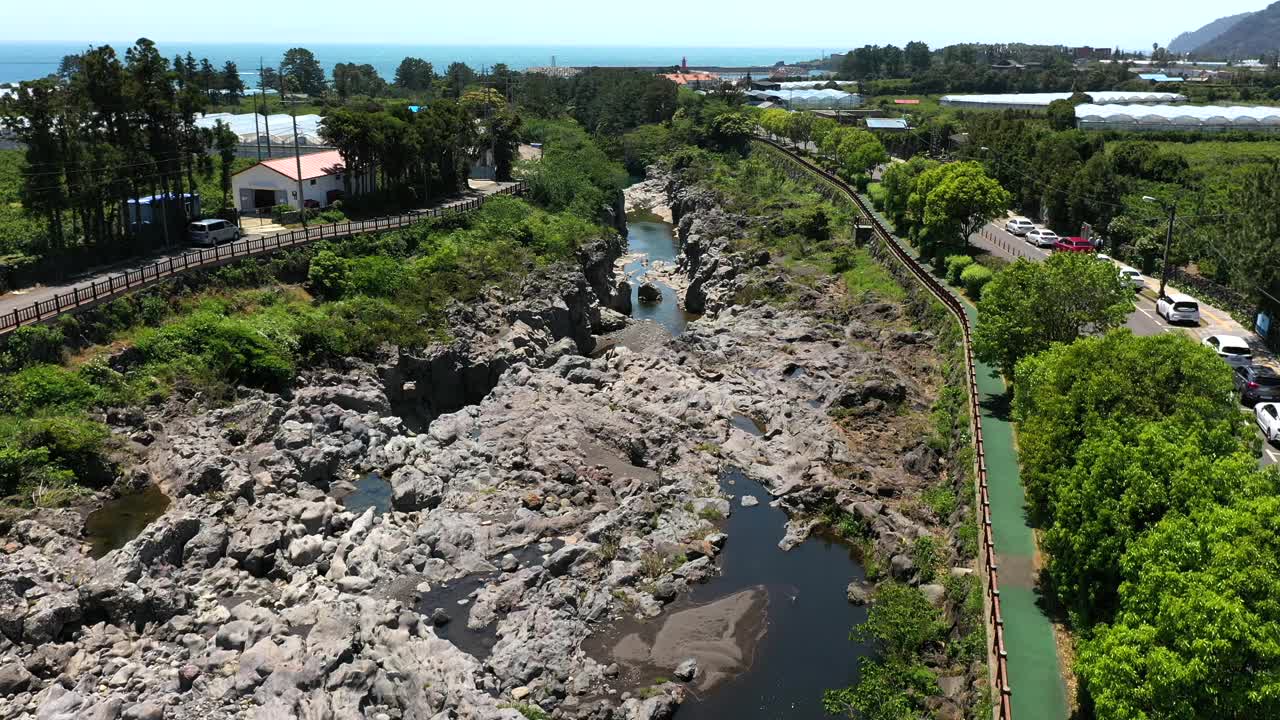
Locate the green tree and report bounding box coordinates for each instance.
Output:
[394,57,434,92]
[1045,98,1078,131]
[1012,331,1246,523]
[221,61,245,103]
[822,658,936,720]
[213,121,238,209]
[909,161,1011,261]
[308,250,349,300]
[280,48,325,95]
[1077,495,1280,719]
[333,63,386,99]
[444,62,476,99]
[709,112,753,152]
[854,582,948,663]
[879,156,937,229]
[1043,418,1266,620]
[974,252,1134,376]
[905,41,932,73]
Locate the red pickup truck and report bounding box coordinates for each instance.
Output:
[1053,236,1096,253]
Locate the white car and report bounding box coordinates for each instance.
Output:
[1256,402,1280,444]
[1203,334,1253,368]
[1117,266,1144,290]
[1004,217,1035,236]
[1025,228,1059,248]
[189,218,240,247]
[1097,253,1113,263]
[1156,294,1201,325]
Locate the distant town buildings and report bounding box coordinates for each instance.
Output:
[526,66,581,78]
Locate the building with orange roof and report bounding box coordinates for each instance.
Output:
[659,71,721,88]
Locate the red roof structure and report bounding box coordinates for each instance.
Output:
[236,149,345,181]
[660,72,720,86]
[894,99,921,105]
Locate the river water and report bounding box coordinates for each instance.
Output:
[589,470,873,718]
[84,485,171,558]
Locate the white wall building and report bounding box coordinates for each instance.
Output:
[231,150,347,213]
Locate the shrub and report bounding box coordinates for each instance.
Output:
[17,415,114,487]
[0,364,97,414]
[855,582,948,662]
[0,325,65,371]
[944,254,974,285]
[911,535,941,583]
[307,250,350,300]
[960,263,993,299]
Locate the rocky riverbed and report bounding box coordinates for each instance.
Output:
[0,166,980,720]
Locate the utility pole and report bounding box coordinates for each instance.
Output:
[292,113,306,227]
[260,58,272,159]
[281,65,307,228]
[1144,195,1176,297]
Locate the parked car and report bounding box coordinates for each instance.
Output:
[1256,402,1280,443]
[1235,365,1280,405]
[1025,228,1059,248]
[189,218,240,247]
[1096,253,1113,263]
[1004,217,1035,236]
[1156,294,1200,325]
[1203,334,1253,368]
[1053,237,1095,253]
[1117,265,1144,290]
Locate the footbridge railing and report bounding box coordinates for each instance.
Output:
[753,137,1013,720]
[0,182,528,337]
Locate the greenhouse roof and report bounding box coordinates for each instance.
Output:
[195,112,327,145]
[940,91,1185,107]
[1075,104,1280,127]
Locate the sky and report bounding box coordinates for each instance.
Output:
[0,0,1267,50]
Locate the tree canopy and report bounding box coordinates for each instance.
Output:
[905,161,1011,261]
[280,47,325,95]
[973,252,1134,376]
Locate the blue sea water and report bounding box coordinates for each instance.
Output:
[0,42,827,85]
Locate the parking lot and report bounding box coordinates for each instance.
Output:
[972,214,1280,467]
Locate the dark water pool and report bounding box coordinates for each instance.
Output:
[626,219,697,337]
[340,473,393,516]
[593,469,872,718]
[84,485,171,558]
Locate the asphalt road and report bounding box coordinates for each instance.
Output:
[972,216,1279,467]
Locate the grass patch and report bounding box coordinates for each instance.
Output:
[837,247,906,302]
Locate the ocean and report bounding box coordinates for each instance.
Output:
[0,42,828,85]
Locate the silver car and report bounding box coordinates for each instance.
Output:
[1004,217,1035,236]
[189,219,240,247]
[1025,228,1059,248]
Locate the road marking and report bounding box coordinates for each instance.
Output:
[1265,448,1279,464]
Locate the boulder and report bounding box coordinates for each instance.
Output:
[889,554,916,582]
[674,658,698,682]
[0,661,33,694]
[390,466,444,512]
[638,282,662,303]
[846,582,870,606]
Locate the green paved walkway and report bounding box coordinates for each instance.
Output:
[856,193,1069,719]
[962,302,1070,720]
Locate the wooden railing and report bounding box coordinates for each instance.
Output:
[754,138,1013,720]
[0,183,527,336]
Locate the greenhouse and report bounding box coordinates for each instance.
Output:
[939,91,1185,109]
[194,112,328,146]
[746,88,862,108]
[1075,104,1280,132]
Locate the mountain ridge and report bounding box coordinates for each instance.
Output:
[1169,11,1255,54]
[1191,2,1280,58]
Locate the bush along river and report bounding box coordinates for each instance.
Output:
[0,170,982,720]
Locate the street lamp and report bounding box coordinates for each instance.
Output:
[1143,195,1176,298]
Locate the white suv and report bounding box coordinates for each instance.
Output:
[1156,294,1200,325]
[189,219,240,247]
[1203,334,1253,367]
[1004,217,1035,236]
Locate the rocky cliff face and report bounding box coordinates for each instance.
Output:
[382,234,626,426]
[0,172,978,720]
